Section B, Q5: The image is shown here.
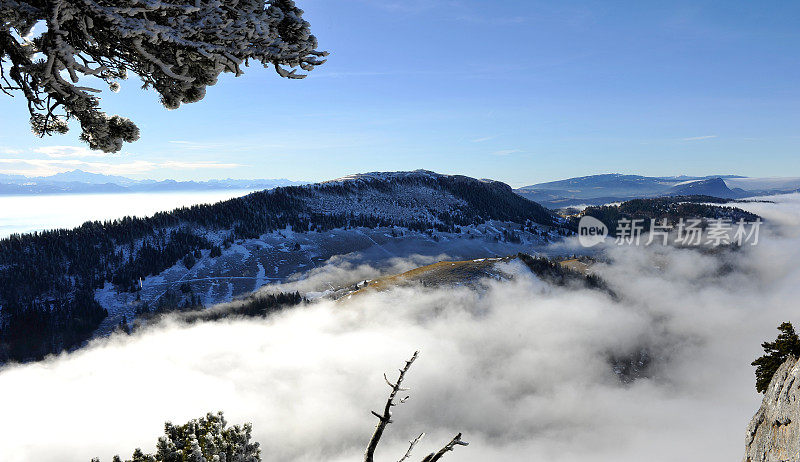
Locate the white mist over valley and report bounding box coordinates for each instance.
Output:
[0,190,257,238]
[1,194,798,461]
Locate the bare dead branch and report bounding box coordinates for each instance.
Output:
[420,433,469,462]
[364,350,419,462]
[397,433,425,462]
[364,352,468,462]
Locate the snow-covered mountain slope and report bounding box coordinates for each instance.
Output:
[95,221,572,335]
[291,169,556,227]
[0,170,563,363]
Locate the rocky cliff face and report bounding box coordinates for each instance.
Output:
[744,356,800,462]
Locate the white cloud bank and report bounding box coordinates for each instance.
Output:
[0,157,242,177]
[1,195,799,462]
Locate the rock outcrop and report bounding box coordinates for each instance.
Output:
[744,356,800,462]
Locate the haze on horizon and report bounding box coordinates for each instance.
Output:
[1,0,799,187]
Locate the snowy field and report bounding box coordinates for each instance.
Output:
[93,221,573,336]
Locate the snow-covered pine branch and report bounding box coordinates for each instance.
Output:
[0,0,327,152]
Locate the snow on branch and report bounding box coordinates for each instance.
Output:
[364,351,468,462]
[0,0,327,152]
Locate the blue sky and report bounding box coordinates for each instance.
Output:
[1,0,799,187]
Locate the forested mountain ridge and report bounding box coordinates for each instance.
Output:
[0,170,558,363]
[568,196,761,236]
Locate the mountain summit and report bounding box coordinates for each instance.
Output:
[666,177,748,199]
[45,169,137,185]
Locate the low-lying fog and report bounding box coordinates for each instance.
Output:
[0,189,259,238]
[1,194,799,462]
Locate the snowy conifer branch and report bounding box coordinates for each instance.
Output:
[364,351,467,462]
[0,0,327,152]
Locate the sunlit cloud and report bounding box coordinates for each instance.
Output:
[35,146,107,158]
[0,147,23,155]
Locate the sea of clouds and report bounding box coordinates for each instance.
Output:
[1,194,799,462]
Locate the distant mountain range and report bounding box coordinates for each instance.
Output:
[515,174,800,207]
[5,169,800,207]
[0,169,305,195]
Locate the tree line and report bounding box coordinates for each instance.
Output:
[568,195,761,236]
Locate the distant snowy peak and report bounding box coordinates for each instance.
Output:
[0,170,306,195]
[46,169,137,185]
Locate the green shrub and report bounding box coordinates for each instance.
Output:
[93,412,260,462]
[752,322,800,393]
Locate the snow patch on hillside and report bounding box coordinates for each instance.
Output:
[307,184,467,224]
